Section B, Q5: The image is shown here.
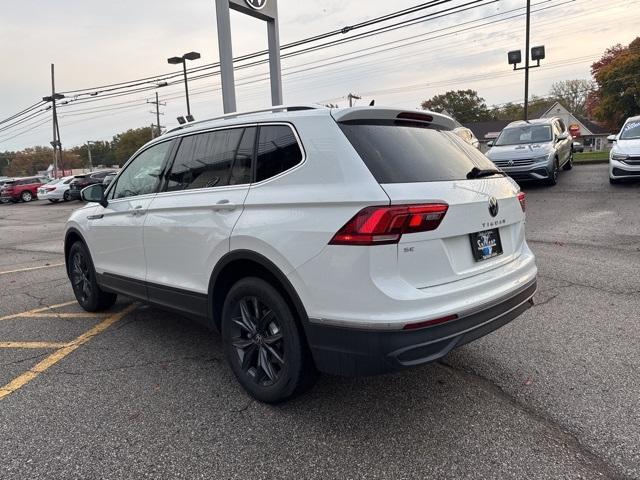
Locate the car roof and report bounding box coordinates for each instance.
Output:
[505,118,558,128]
[624,115,640,123]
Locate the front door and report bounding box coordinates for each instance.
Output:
[86,140,173,295]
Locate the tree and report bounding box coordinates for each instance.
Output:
[4,146,54,176]
[488,96,553,121]
[420,89,490,123]
[588,37,640,129]
[549,79,594,116]
[111,127,153,165]
[69,140,116,168]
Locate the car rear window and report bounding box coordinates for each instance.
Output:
[338,120,497,183]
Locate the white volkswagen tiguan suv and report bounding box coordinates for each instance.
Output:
[65,106,537,403]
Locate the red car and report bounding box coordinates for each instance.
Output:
[0,176,49,203]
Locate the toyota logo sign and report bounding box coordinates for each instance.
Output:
[245,0,267,9]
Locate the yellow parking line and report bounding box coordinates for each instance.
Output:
[21,312,103,319]
[0,263,65,275]
[0,301,77,322]
[0,304,136,400]
[0,341,68,349]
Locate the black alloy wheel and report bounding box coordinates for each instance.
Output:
[68,242,117,311]
[230,296,285,387]
[222,277,317,403]
[546,158,559,186]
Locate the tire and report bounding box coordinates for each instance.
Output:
[609,177,621,185]
[563,151,574,171]
[546,158,560,186]
[63,191,70,202]
[21,191,33,202]
[68,241,117,312]
[49,199,60,203]
[221,277,317,403]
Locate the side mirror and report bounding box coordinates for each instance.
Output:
[487,141,494,147]
[557,134,568,141]
[607,134,617,143]
[81,184,108,207]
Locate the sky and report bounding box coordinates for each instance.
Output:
[1,0,638,151]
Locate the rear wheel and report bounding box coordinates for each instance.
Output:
[63,191,70,202]
[68,242,117,311]
[221,277,317,403]
[21,191,33,202]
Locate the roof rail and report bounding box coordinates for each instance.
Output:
[164,105,325,135]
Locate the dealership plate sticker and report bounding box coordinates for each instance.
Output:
[469,228,503,261]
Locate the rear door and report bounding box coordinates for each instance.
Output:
[338,114,526,289]
[143,126,255,308]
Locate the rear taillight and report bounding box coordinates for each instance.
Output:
[45,187,56,192]
[329,203,448,246]
[517,192,526,213]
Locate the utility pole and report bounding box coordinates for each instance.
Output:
[86,141,94,170]
[147,92,166,138]
[348,93,361,108]
[42,64,65,178]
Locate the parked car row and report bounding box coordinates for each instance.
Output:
[0,170,118,206]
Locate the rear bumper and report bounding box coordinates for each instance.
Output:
[305,280,536,376]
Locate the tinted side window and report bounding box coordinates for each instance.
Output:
[112,141,171,200]
[166,127,254,191]
[256,125,303,182]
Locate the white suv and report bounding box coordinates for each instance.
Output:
[65,106,537,403]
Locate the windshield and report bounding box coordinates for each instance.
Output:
[339,120,499,183]
[495,125,552,146]
[620,120,640,140]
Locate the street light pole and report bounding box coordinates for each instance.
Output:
[524,0,531,120]
[168,52,200,119]
[182,62,191,117]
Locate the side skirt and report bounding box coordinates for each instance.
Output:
[97,272,210,327]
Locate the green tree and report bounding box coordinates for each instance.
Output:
[420,89,490,122]
[69,140,116,168]
[111,127,153,165]
[549,79,595,116]
[589,37,640,129]
[488,96,553,121]
[5,146,54,176]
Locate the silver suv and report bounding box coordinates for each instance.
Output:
[486,118,573,185]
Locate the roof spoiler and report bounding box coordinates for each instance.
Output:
[331,107,456,130]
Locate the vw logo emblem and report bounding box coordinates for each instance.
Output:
[489,197,499,217]
[245,0,267,9]
[508,159,514,166]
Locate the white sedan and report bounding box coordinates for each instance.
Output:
[37,176,75,203]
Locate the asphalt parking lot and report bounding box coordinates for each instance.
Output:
[0,163,638,480]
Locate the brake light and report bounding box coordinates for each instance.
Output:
[45,186,56,192]
[329,203,448,246]
[397,112,433,123]
[517,192,526,213]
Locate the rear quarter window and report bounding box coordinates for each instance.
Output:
[339,120,497,183]
[255,125,303,182]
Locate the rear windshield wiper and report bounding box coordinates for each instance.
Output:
[466,167,506,179]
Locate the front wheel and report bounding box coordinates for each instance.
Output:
[21,191,33,202]
[546,159,560,186]
[68,242,117,311]
[563,151,574,171]
[221,277,317,403]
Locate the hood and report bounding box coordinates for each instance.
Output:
[486,142,553,161]
[614,138,640,155]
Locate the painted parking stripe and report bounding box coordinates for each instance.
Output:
[0,304,136,400]
[0,341,68,349]
[0,301,77,322]
[0,263,65,275]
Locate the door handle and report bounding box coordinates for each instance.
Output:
[212,199,236,211]
[129,205,145,216]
